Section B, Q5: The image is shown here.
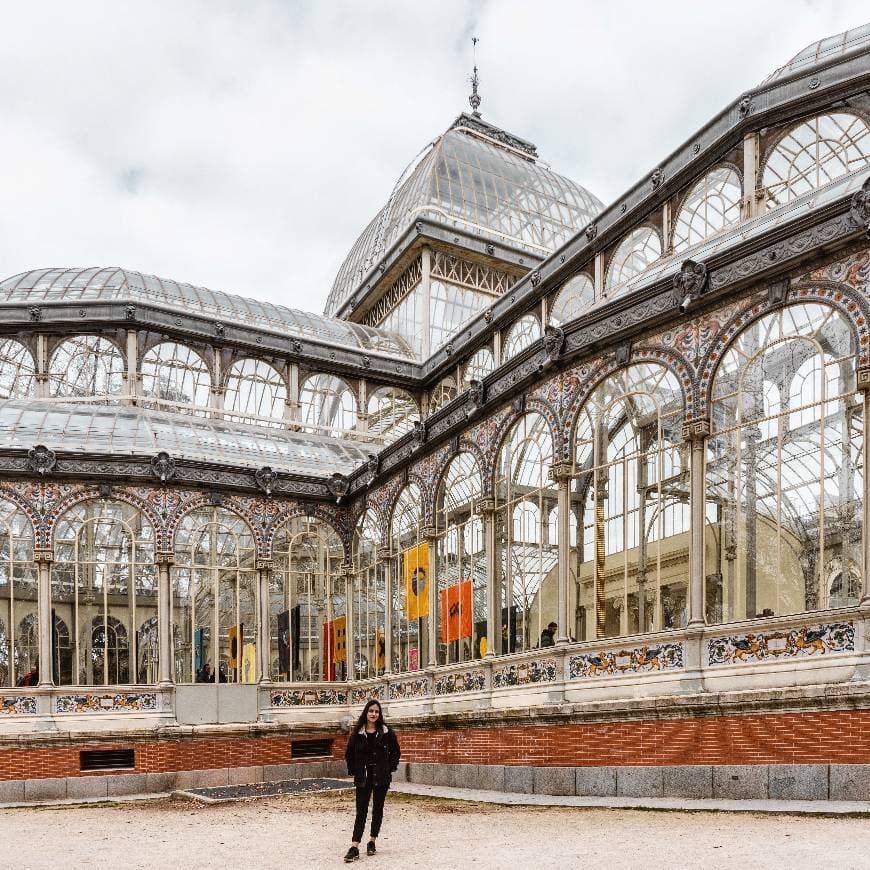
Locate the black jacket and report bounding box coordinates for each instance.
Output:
[345,724,401,788]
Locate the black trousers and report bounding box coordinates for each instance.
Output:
[352,778,388,842]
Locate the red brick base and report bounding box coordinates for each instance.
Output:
[0,733,345,782]
[4,708,870,782]
[400,710,870,767]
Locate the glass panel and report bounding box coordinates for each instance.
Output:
[494,413,559,653]
[172,508,257,683]
[367,387,420,445]
[763,113,870,209]
[390,484,426,673]
[606,228,662,295]
[706,303,862,623]
[224,359,287,428]
[299,374,358,438]
[550,274,594,326]
[673,167,742,253]
[0,500,37,687]
[572,365,688,640]
[503,314,542,363]
[52,500,156,685]
[435,454,485,665]
[141,342,211,416]
[49,336,125,402]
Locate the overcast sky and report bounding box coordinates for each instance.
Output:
[0,1,867,313]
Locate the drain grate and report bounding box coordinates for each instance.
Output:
[177,777,352,803]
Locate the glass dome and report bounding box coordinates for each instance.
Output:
[325,115,603,316]
[762,22,870,85]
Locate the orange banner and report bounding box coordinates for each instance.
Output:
[440,580,473,642]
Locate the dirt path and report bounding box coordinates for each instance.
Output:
[2,791,869,869]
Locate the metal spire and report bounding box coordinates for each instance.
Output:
[469,36,481,118]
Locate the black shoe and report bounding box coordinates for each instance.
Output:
[344,846,359,863]
[366,841,376,856]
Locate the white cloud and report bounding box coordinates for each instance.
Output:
[0,0,866,311]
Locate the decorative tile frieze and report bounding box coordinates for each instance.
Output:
[707,622,855,666]
[270,688,348,707]
[492,658,557,688]
[54,692,158,714]
[350,685,385,704]
[434,670,486,695]
[0,695,37,715]
[388,677,430,700]
[569,642,684,679]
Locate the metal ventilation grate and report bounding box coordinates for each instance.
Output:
[80,749,135,772]
[291,738,333,759]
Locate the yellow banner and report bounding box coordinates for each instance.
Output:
[241,643,257,683]
[228,624,242,668]
[403,542,429,620]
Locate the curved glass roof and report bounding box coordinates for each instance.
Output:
[0,399,370,476]
[0,267,416,361]
[762,22,870,84]
[326,116,603,316]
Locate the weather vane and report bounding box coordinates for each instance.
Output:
[469,36,481,118]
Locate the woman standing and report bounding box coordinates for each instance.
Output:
[343,699,401,862]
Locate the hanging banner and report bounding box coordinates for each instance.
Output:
[323,620,335,681]
[375,629,385,671]
[241,643,257,683]
[440,580,473,642]
[403,542,430,619]
[277,610,290,676]
[228,623,243,669]
[333,615,347,663]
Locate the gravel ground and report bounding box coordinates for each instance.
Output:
[3,791,870,870]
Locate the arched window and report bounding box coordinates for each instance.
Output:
[547,505,578,548]
[91,615,128,686]
[435,454,485,666]
[270,515,344,682]
[573,364,687,639]
[673,167,742,252]
[49,336,125,401]
[172,508,256,684]
[606,227,662,293]
[51,615,72,686]
[52,500,156,686]
[496,413,557,652]
[550,274,594,326]
[141,342,211,416]
[224,359,287,427]
[706,303,861,624]
[502,314,541,363]
[462,347,495,390]
[299,374,357,437]
[0,498,35,688]
[0,339,36,400]
[367,386,420,444]
[827,558,861,609]
[351,510,385,680]
[428,377,457,414]
[788,352,839,429]
[390,483,424,673]
[762,112,870,209]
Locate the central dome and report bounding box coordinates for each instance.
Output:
[325,114,603,317]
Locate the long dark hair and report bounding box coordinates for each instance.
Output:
[353,698,386,733]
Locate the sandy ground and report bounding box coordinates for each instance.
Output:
[2,791,870,870]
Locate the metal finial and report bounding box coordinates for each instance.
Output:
[469,36,481,118]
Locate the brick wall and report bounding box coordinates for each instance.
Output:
[0,732,345,782]
[398,710,870,767]
[4,708,870,782]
